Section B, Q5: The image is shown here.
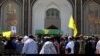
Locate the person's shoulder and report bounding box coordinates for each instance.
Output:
[67,41,72,44]
[24,39,30,44]
[67,41,74,46]
[97,40,100,44]
[98,40,100,43]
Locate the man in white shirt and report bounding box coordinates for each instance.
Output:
[65,36,74,54]
[22,35,38,54]
[96,38,100,54]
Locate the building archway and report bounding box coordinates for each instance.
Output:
[32,0,73,35]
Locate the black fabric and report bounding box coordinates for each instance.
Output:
[4,40,17,54]
[0,41,4,54]
[85,42,94,54]
[74,41,80,54]
[92,41,97,54]
[5,40,16,50]
[60,43,65,54]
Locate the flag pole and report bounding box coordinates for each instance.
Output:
[75,0,77,22]
[75,0,77,37]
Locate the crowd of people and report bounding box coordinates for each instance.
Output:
[0,34,100,54]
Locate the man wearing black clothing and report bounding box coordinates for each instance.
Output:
[74,37,80,54]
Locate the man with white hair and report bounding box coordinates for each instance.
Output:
[22,35,38,54]
[22,35,29,43]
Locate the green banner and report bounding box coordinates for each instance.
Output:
[35,29,63,34]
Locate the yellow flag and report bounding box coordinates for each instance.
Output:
[68,15,78,37]
[43,29,50,34]
[3,31,11,39]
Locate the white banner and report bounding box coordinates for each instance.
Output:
[11,26,16,33]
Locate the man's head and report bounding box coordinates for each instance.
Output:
[29,35,34,39]
[60,38,64,44]
[75,37,80,41]
[23,35,29,42]
[18,36,23,41]
[68,36,74,41]
[10,37,16,40]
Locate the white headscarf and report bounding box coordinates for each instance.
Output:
[39,41,57,54]
[44,36,50,39]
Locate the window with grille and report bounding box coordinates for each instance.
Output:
[46,8,60,19]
